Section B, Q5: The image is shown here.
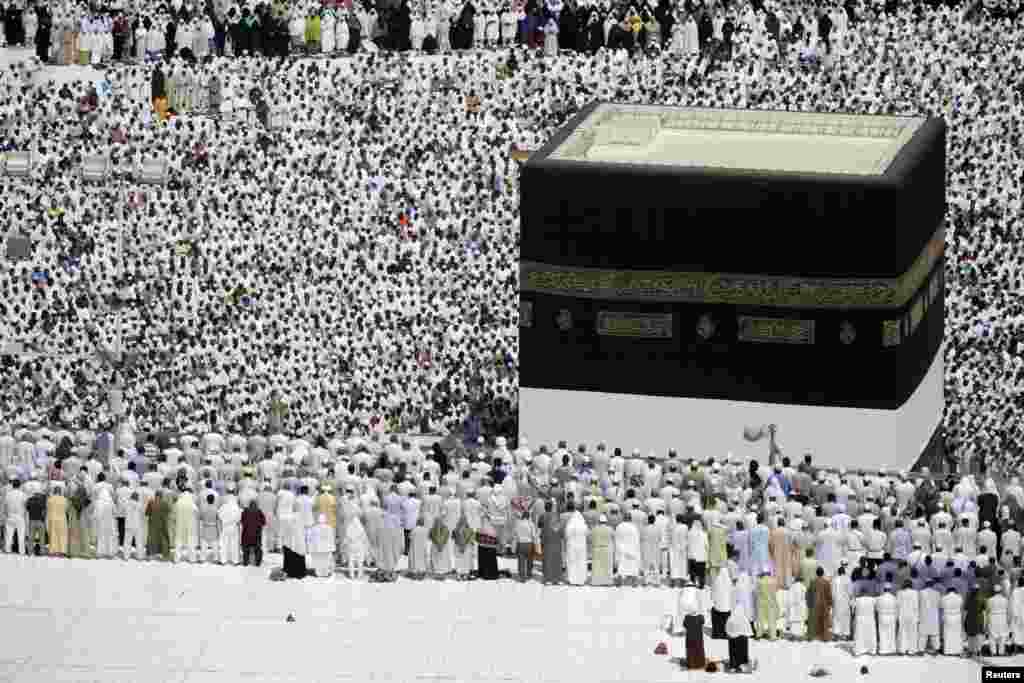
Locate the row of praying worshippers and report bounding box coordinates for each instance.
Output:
[666,542,1024,667]
[1,1,1024,478]
[6,421,1024,594]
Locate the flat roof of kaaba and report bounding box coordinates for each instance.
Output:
[541,103,928,176]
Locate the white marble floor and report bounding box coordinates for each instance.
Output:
[0,554,999,683]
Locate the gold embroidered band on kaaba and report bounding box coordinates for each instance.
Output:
[521,226,944,310]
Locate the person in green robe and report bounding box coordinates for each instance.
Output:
[756,572,780,640]
[541,501,564,585]
[707,521,729,586]
[590,515,614,586]
[67,481,91,559]
[146,490,172,560]
[429,515,451,578]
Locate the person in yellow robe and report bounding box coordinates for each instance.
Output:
[47,484,69,557]
[315,485,336,530]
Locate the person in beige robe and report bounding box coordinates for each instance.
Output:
[47,485,69,556]
[770,521,792,587]
[61,28,75,66]
[591,515,614,586]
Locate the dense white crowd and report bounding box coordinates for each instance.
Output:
[0,0,1022,474]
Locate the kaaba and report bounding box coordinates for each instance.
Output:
[518,102,946,470]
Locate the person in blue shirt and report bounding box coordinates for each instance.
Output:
[767,466,791,497]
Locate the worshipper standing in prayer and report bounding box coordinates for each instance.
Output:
[198,493,219,562]
[477,514,500,580]
[965,583,988,657]
[1012,577,1024,655]
[94,475,117,559]
[309,513,336,577]
[146,490,172,561]
[241,500,266,567]
[853,589,878,655]
[919,580,942,653]
[407,518,430,579]
[47,483,69,557]
[810,566,833,641]
[218,494,243,565]
[565,502,589,585]
[279,487,306,579]
[379,488,403,582]
[876,584,898,655]
[541,500,564,585]
[756,571,779,640]
[427,515,450,578]
[515,510,537,583]
[897,580,920,654]
[669,515,689,588]
[711,558,734,639]
[343,510,370,580]
[786,576,808,639]
[591,514,614,586]
[67,479,90,559]
[679,581,707,670]
[987,584,1010,655]
[942,586,964,655]
[452,511,475,580]
[726,601,753,672]
[616,510,641,587]
[688,519,709,588]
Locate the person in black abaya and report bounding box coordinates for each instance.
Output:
[697,9,712,52]
[152,64,167,102]
[721,13,734,59]
[573,2,590,51]
[283,540,308,579]
[393,0,412,50]
[654,0,673,47]
[586,10,604,52]
[452,0,475,49]
[4,2,22,47]
[35,5,52,62]
[558,0,576,50]
[347,10,362,53]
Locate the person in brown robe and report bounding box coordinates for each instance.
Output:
[769,518,791,587]
[146,490,172,560]
[810,567,833,641]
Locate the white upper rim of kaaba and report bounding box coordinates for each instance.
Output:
[546,103,928,176]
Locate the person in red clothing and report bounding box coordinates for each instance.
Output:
[241,500,267,567]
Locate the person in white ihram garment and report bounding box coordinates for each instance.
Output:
[343,511,370,579]
[897,580,919,654]
[94,473,117,558]
[941,587,964,656]
[4,479,27,554]
[616,515,641,587]
[875,584,898,655]
[565,503,588,586]
[309,513,336,577]
[218,494,243,565]
[853,592,877,656]
[987,584,1010,656]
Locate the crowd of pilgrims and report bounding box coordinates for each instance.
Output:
[1,0,1024,475]
[5,427,1024,661]
[7,0,1016,67]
